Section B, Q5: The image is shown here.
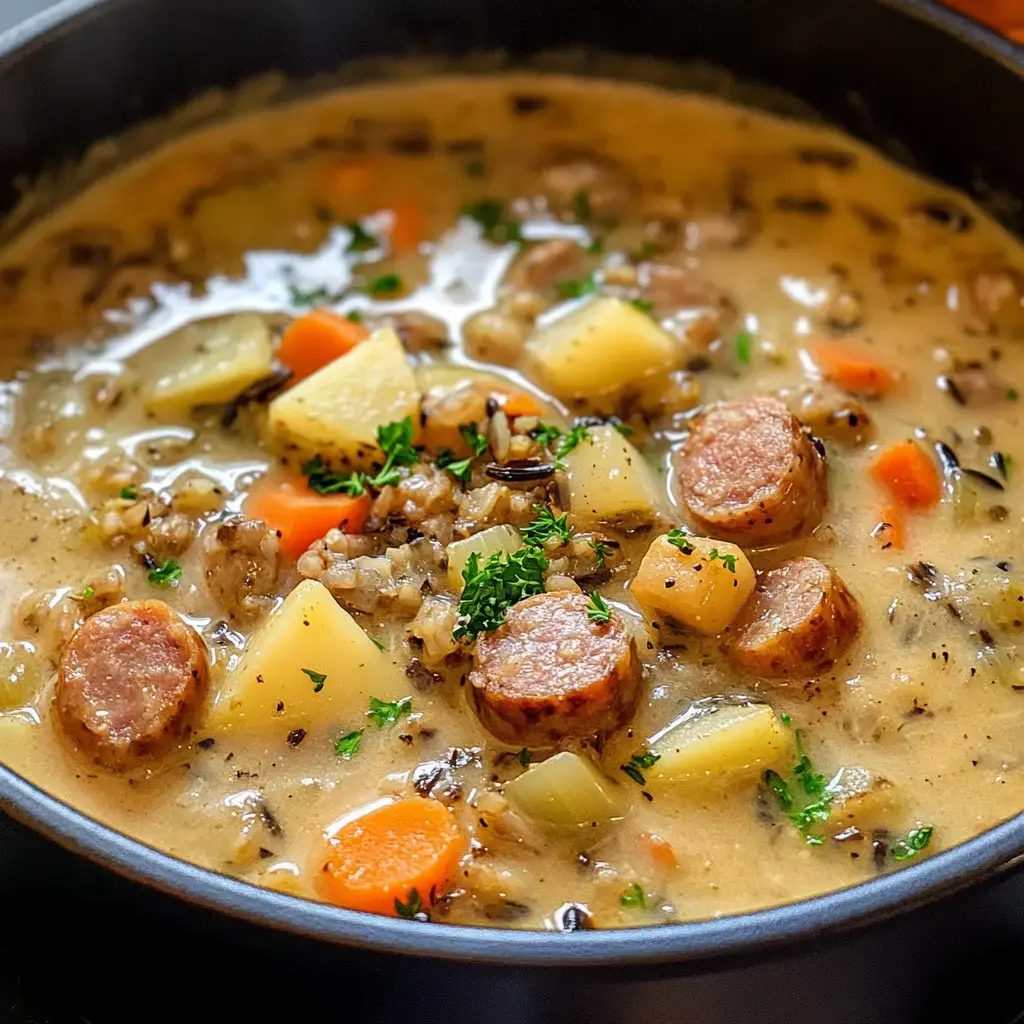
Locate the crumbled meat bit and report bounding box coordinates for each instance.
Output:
[202,518,280,620]
[509,239,584,292]
[538,152,636,218]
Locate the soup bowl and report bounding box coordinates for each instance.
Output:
[0,1,1022,1021]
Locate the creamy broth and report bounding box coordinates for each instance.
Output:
[0,73,1022,931]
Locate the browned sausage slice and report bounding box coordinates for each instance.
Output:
[470,591,641,746]
[726,557,860,677]
[675,396,827,546]
[56,599,208,767]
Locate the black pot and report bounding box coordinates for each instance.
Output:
[0,2,1022,1022]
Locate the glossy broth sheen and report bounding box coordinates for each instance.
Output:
[0,73,1021,930]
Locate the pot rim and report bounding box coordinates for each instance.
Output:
[0,0,1023,968]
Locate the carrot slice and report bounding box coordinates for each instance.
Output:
[243,477,371,559]
[315,798,464,917]
[636,831,677,873]
[278,309,369,383]
[808,340,897,396]
[500,391,545,419]
[877,503,906,550]
[871,441,942,510]
[322,159,377,203]
[387,201,424,256]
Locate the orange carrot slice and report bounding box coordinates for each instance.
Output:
[315,799,464,917]
[871,441,942,510]
[387,201,424,256]
[636,831,678,873]
[500,391,545,418]
[322,159,377,203]
[808,340,897,396]
[244,477,371,559]
[278,309,369,383]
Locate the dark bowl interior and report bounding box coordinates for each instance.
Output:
[0,1,1023,1021]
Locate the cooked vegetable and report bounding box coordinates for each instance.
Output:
[207,579,407,732]
[446,525,523,592]
[144,314,273,416]
[563,424,663,524]
[267,327,421,463]
[825,765,901,833]
[387,201,424,255]
[243,476,371,559]
[504,751,622,826]
[526,296,682,398]
[806,340,897,396]
[871,440,942,509]
[631,534,755,634]
[647,703,792,785]
[315,798,463,916]
[500,391,545,418]
[277,308,368,383]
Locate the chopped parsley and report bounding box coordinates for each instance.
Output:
[555,275,597,301]
[370,635,389,652]
[435,448,474,484]
[367,273,403,297]
[586,592,612,624]
[453,546,549,640]
[119,485,139,501]
[458,423,489,457]
[366,695,413,728]
[529,422,564,448]
[708,549,738,574]
[553,424,591,467]
[620,751,661,786]
[463,198,522,244]
[81,585,95,599]
[735,331,753,365]
[334,729,364,759]
[345,220,377,253]
[780,713,792,728]
[587,237,605,255]
[345,309,363,323]
[589,539,613,569]
[571,190,592,222]
[891,825,934,861]
[1007,387,1019,401]
[762,732,832,845]
[394,887,428,920]
[608,416,633,437]
[619,882,647,909]
[147,560,183,587]
[369,417,418,488]
[302,668,327,693]
[303,455,366,497]
[762,770,792,811]
[629,298,655,318]
[516,747,532,767]
[465,158,486,179]
[288,283,331,306]
[633,239,657,262]
[665,528,695,556]
[521,504,572,547]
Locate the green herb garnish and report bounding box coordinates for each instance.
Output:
[555,275,597,301]
[665,528,695,556]
[465,158,486,178]
[571,190,592,222]
[587,237,605,255]
[463,198,522,244]
[619,882,647,908]
[609,416,633,436]
[436,448,474,484]
[119,486,139,501]
[586,592,612,624]
[81,585,95,599]
[629,298,655,317]
[589,539,613,569]
[553,424,591,467]
[521,504,572,547]
[147,560,183,588]
[303,455,367,497]
[288,283,331,306]
[1007,387,1019,401]
[458,423,489,457]
[780,713,792,728]
[345,309,363,323]
[735,331,753,365]
[345,220,377,253]
[368,417,418,488]
[762,769,793,811]
[890,825,934,861]
[529,422,564,448]
[334,729,364,758]
[302,668,327,692]
[370,636,389,652]
[762,732,832,844]
[453,547,549,640]
[368,273,402,297]
[366,695,413,728]
[516,747,532,768]
[394,888,428,920]
[620,751,661,787]
[708,549,738,574]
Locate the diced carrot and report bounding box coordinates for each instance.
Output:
[499,391,545,419]
[877,503,906,550]
[315,798,464,917]
[387,201,424,256]
[808,340,897,396]
[322,159,377,203]
[278,309,369,383]
[636,831,677,873]
[243,477,371,559]
[871,440,942,510]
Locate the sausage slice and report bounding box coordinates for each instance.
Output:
[675,396,827,545]
[56,599,208,767]
[726,557,860,677]
[470,591,641,746]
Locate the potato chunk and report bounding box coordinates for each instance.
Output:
[144,314,273,416]
[632,533,755,634]
[267,327,420,464]
[526,296,681,399]
[206,579,408,734]
[446,525,523,592]
[565,424,664,525]
[505,751,623,827]
[648,703,791,785]
[825,766,901,835]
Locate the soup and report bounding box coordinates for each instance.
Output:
[0,73,1021,931]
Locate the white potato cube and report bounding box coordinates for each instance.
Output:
[505,751,623,827]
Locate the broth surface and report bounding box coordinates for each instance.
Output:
[0,73,1022,930]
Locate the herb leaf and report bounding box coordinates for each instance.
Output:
[147,560,183,587]
[708,548,738,574]
[735,331,753,365]
[453,547,549,640]
[762,732,832,844]
[369,635,388,652]
[302,668,327,693]
[119,485,139,501]
[436,448,474,484]
[665,528,695,556]
[589,539,613,569]
[334,729,364,758]
[458,423,489,457]
[553,424,591,467]
[571,190,592,222]
[763,769,793,811]
[288,283,331,306]
[303,455,367,497]
[368,273,402,297]
[521,504,572,547]
[516,747,532,768]
[620,751,661,786]
[891,825,934,861]
[555,275,597,300]
[345,220,377,253]
[629,298,655,318]
[368,417,418,488]
[366,695,413,728]
[586,592,612,624]
[394,887,429,920]
[619,882,646,908]
[463,199,522,244]
[529,422,564,448]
